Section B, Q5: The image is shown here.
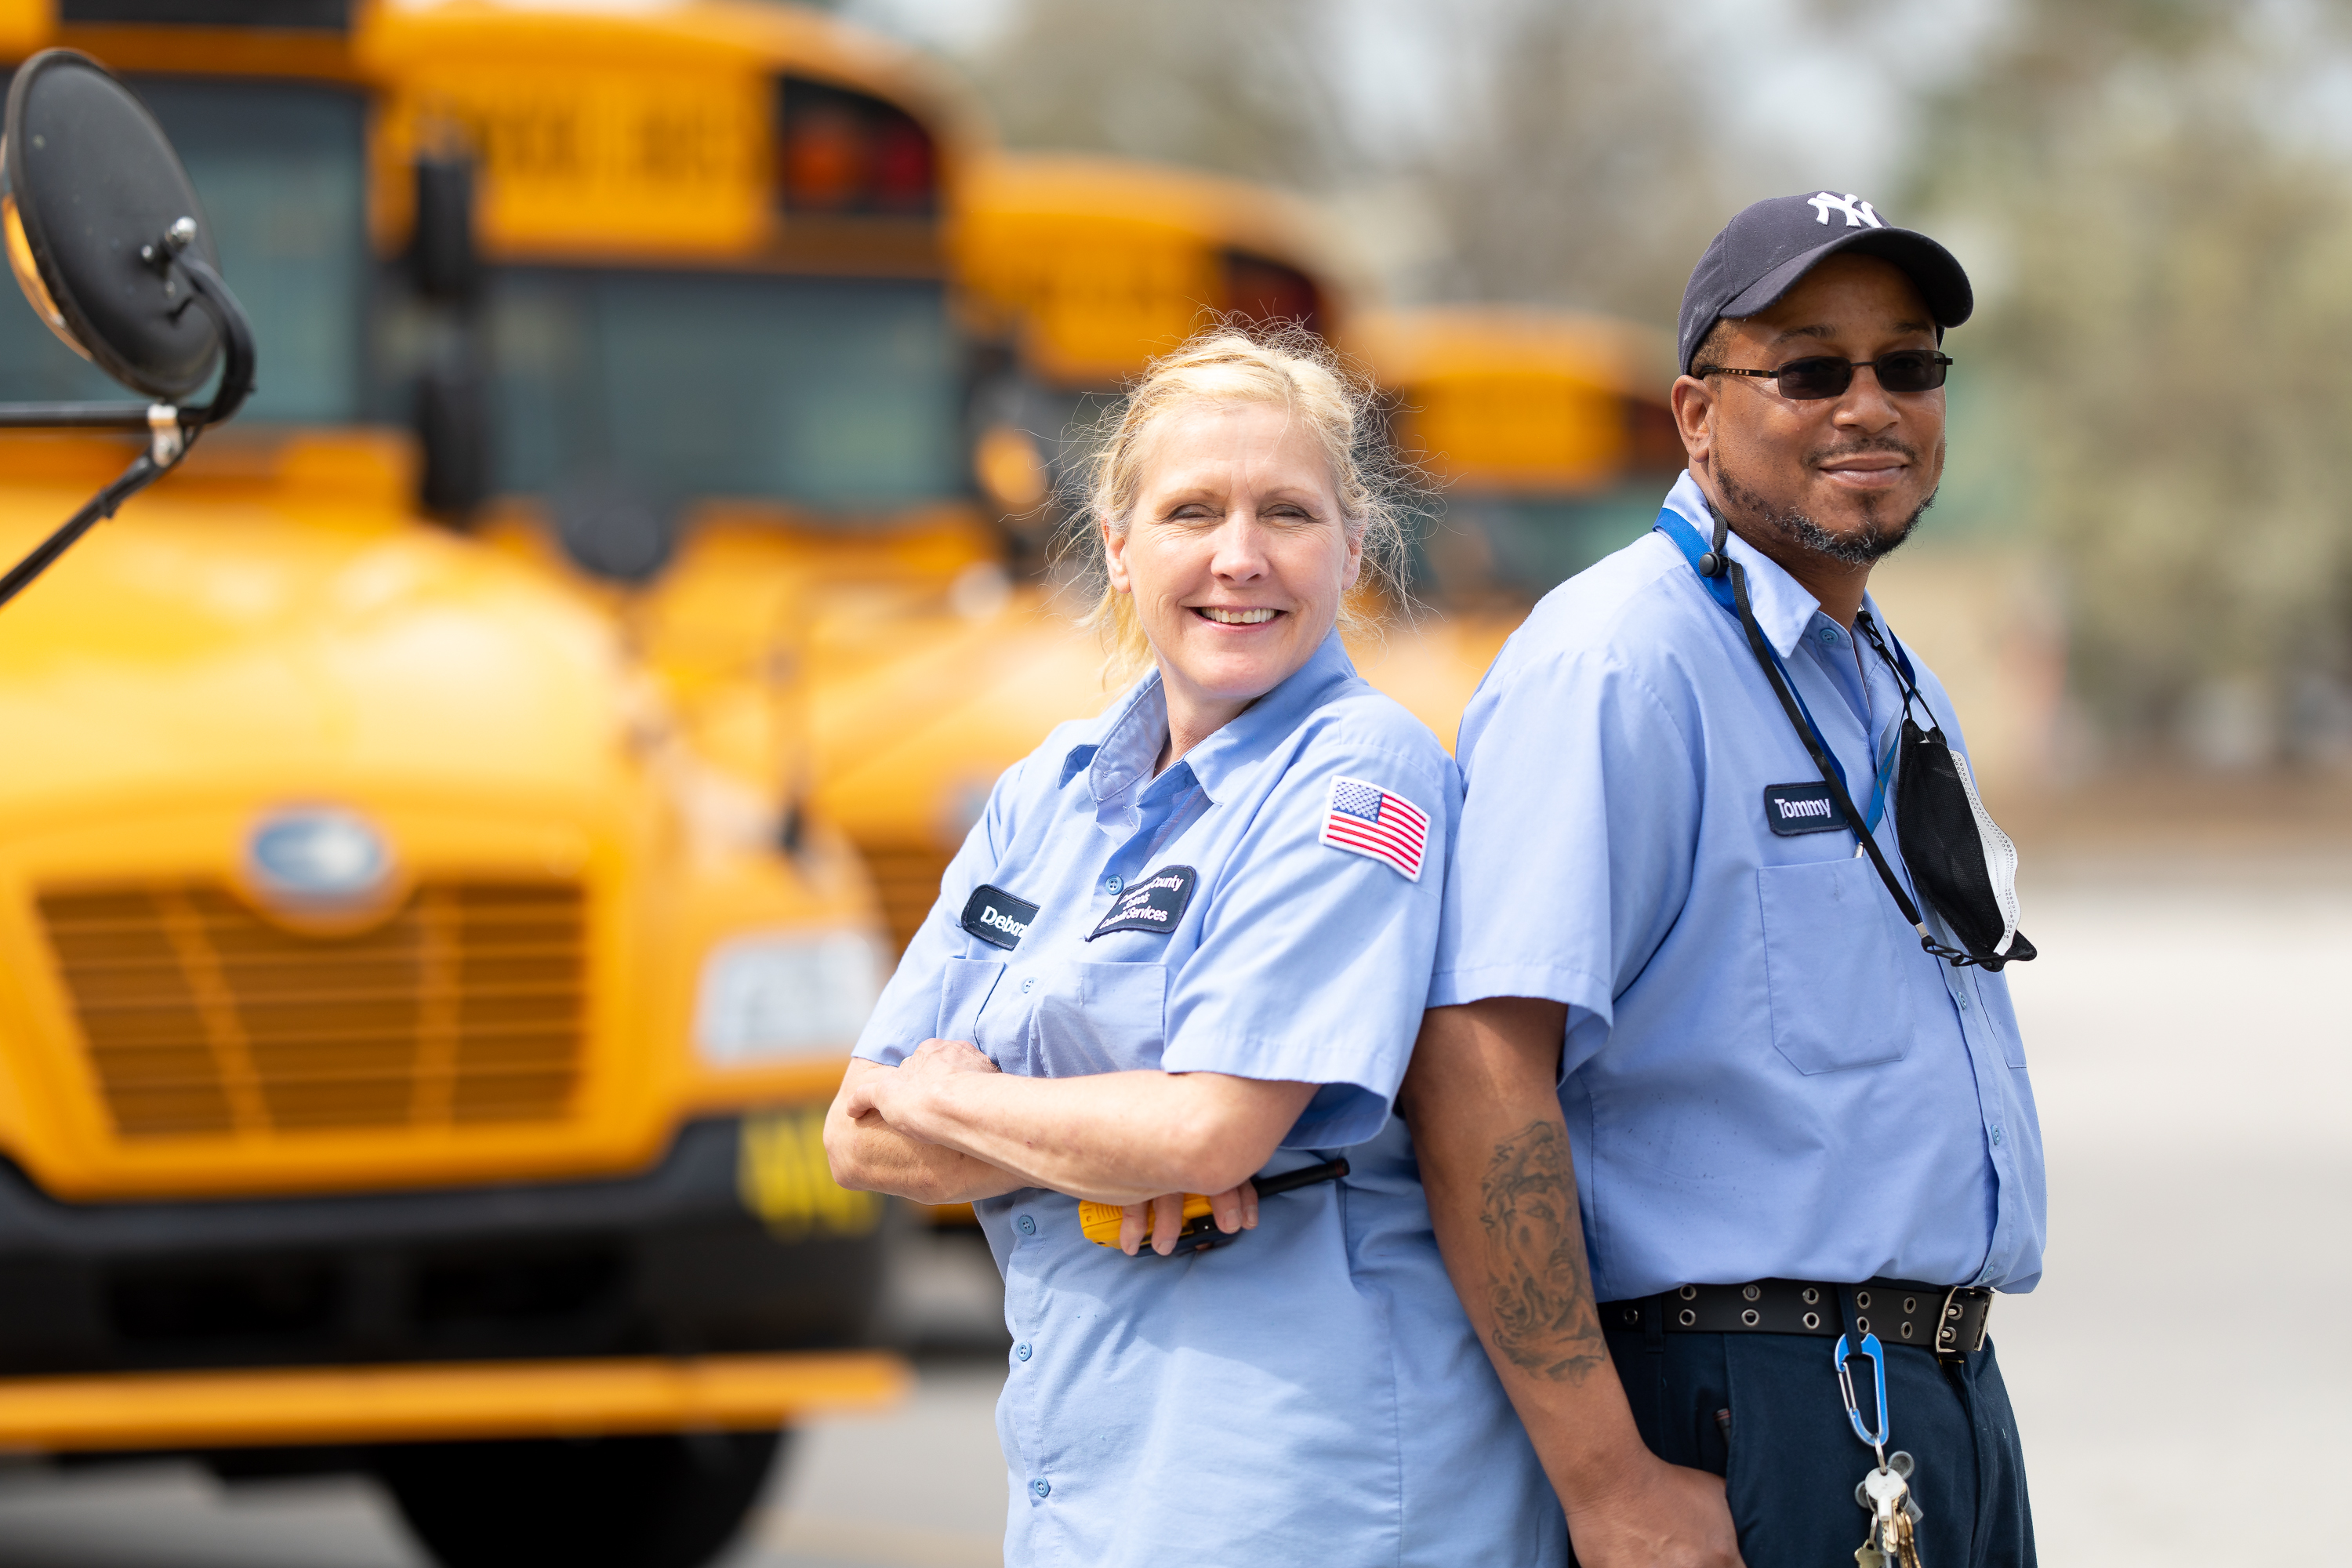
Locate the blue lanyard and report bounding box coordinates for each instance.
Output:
[1653,506,1899,835]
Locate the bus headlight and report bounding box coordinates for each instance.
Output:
[694,931,884,1065]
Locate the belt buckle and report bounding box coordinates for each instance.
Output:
[1935,1285,1990,1360]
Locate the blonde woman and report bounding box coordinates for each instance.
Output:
[826,328,1556,1566]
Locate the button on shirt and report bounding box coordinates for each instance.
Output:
[855,632,1557,1568]
[1431,473,2046,1302]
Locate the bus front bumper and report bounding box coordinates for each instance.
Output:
[0,1114,891,1390]
[0,1349,907,1451]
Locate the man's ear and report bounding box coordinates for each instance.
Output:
[1670,374,1717,467]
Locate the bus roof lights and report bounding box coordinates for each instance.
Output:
[778,77,935,217]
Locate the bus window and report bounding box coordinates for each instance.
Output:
[0,78,368,422]
[488,269,962,512]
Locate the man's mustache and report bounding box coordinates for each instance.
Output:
[1806,436,1918,466]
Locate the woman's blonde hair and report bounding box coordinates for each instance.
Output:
[1059,321,1416,683]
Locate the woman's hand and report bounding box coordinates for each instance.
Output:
[1118,1179,1260,1256]
[826,1057,1026,1206]
[842,1038,998,1138]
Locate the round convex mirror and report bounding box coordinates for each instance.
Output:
[2,49,223,400]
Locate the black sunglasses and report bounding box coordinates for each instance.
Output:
[1698,350,1953,401]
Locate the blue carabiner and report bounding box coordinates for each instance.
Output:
[1833,1331,1889,1449]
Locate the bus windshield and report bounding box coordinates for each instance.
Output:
[0,77,368,423]
[488,270,963,514]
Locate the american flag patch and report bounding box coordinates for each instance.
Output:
[1320,776,1429,881]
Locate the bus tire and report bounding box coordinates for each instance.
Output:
[374,1429,786,1568]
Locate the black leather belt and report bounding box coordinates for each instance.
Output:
[1598,1278,1993,1361]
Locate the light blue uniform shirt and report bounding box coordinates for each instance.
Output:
[856,631,1559,1568]
[1431,473,2046,1303]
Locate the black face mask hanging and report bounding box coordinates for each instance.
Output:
[1673,502,2034,972]
[1864,619,2034,969]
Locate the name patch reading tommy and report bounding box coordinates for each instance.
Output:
[960,885,1040,949]
[1762,782,1847,837]
[1087,864,1197,941]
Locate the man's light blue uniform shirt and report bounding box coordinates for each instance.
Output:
[856,631,1559,1568]
[1432,473,2046,1302]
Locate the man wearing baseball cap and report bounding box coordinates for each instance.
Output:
[1401,193,2044,1566]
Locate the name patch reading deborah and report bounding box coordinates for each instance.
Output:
[1762,782,1846,837]
[960,885,1040,949]
[1087,865,1197,940]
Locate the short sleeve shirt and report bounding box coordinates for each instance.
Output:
[1431,473,2047,1302]
[856,630,1559,1567]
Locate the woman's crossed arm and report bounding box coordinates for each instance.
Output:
[825,1041,1316,1253]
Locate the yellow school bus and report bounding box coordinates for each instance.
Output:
[0,5,900,1563]
[368,0,1023,960]
[1351,303,1685,601]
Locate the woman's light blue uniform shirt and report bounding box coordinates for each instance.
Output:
[1432,472,2046,1304]
[855,631,1559,1568]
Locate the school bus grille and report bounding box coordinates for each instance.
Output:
[36,881,587,1139]
[855,843,951,954]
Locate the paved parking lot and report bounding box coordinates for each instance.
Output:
[0,856,2332,1566]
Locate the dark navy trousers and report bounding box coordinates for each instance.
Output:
[1567,1321,2037,1568]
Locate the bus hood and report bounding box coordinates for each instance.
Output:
[0,477,637,826]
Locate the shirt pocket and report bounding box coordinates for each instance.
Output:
[1028,961,1168,1079]
[935,957,1010,1064]
[1755,857,1908,1073]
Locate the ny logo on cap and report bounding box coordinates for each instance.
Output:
[1807,192,1883,229]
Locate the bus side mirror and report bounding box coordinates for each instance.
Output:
[412,154,480,303]
[0,48,257,612]
[3,48,252,412]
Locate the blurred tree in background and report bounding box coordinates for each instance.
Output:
[1407,1,1728,325]
[963,0,1347,191]
[1922,0,2352,766]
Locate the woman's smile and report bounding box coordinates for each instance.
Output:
[1194,604,1283,626]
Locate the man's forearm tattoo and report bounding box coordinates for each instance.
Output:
[1479,1120,1607,1381]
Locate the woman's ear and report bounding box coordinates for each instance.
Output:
[1101,516,1133,594]
[1338,521,1364,592]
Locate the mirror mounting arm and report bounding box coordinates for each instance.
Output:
[0,238,257,612]
[0,448,172,612]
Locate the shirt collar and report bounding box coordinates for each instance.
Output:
[1055,628,1359,804]
[1084,674,1168,804]
[1662,470,1824,661]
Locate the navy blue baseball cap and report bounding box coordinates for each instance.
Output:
[1677,191,1973,374]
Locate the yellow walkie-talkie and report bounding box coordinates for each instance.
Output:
[1076,1158,1350,1255]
